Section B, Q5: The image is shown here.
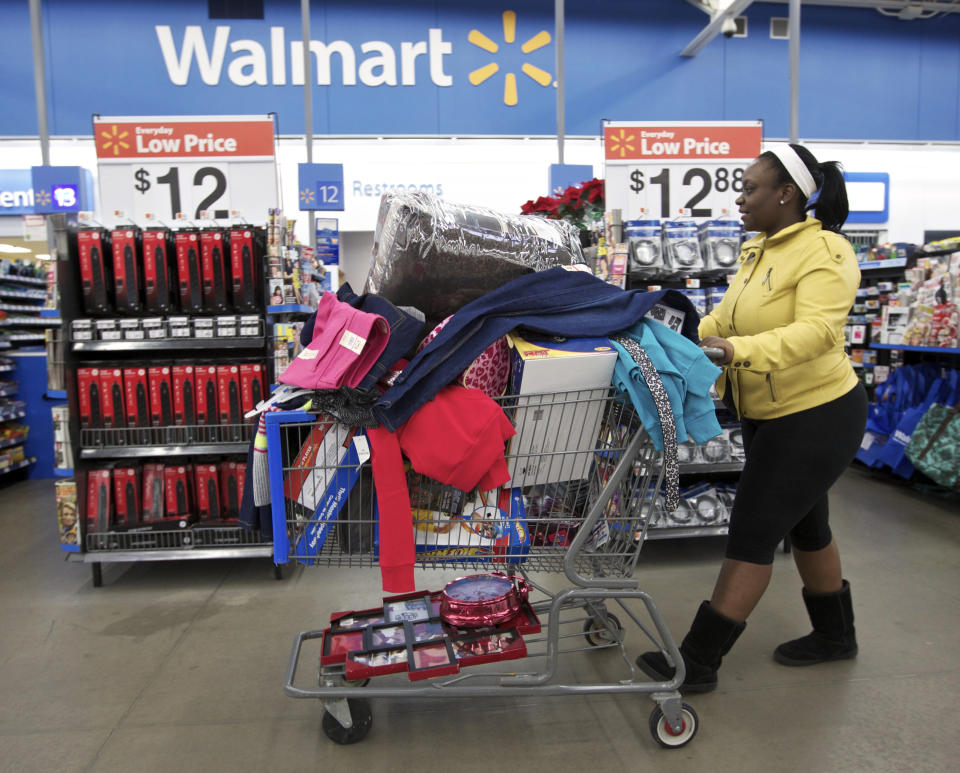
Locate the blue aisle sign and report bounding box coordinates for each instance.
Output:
[298,163,345,212]
[548,164,594,196]
[30,166,94,214]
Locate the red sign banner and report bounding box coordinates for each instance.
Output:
[604,123,762,161]
[94,117,275,160]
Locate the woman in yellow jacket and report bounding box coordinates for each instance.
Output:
[638,144,867,692]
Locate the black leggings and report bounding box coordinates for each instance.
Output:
[725,384,868,565]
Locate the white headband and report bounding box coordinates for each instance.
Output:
[767,144,817,199]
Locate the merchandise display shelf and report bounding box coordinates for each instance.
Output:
[72,336,265,352]
[0,458,36,476]
[81,443,252,459]
[0,342,10,350]
[0,409,26,422]
[0,318,61,327]
[869,343,960,355]
[0,274,47,286]
[679,462,743,474]
[857,258,907,271]
[0,436,26,451]
[268,304,315,314]
[0,365,14,374]
[45,390,67,399]
[646,524,729,540]
[7,334,48,343]
[53,468,74,477]
[0,288,46,301]
[70,546,273,562]
[0,384,17,398]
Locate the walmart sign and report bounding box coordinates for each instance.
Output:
[0,171,36,215]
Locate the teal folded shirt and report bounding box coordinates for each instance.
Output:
[610,319,722,451]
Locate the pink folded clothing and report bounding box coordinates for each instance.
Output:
[279,291,390,390]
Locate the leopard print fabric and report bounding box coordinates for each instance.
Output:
[612,334,680,512]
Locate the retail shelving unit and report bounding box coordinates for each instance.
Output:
[54,223,276,586]
[0,268,54,479]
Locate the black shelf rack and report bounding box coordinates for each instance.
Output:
[54,219,277,586]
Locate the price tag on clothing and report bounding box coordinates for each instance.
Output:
[685,278,701,288]
[94,115,278,224]
[604,121,762,223]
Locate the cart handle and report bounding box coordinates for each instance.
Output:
[700,347,727,363]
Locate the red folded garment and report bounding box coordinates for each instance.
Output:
[368,386,516,592]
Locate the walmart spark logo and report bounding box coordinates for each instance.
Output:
[299,187,315,207]
[35,189,51,207]
[608,129,636,158]
[468,10,552,107]
[99,125,130,156]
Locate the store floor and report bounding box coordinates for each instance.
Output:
[1,470,958,773]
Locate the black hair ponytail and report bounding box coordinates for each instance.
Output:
[762,143,850,233]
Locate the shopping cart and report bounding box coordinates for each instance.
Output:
[265,386,699,749]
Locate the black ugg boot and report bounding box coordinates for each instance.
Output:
[636,601,746,693]
[774,579,857,666]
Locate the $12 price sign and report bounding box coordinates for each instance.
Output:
[603,121,763,224]
[94,115,278,224]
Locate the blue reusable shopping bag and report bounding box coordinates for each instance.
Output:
[878,369,959,478]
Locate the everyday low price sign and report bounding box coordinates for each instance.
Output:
[94,115,279,224]
[604,121,763,222]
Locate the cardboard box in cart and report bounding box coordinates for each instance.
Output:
[505,334,618,487]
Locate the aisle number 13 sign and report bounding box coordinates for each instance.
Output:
[604,121,763,222]
[94,115,279,224]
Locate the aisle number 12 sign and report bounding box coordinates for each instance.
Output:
[604,121,763,222]
[94,115,279,224]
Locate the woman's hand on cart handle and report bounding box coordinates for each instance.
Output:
[700,336,734,365]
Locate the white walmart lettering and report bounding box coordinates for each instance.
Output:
[156,25,453,88]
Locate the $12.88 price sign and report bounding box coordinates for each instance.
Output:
[604,121,762,223]
[626,164,745,220]
[94,115,278,223]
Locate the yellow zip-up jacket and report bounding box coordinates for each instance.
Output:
[699,216,860,420]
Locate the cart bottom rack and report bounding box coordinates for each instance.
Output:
[266,388,699,749]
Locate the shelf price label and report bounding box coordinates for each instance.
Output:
[604,121,762,224]
[94,115,278,224]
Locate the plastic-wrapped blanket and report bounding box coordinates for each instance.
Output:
[364,191,583,324]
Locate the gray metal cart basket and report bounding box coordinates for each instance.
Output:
[265,386,698,749]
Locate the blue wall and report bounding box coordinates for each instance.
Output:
[1,0,958,140]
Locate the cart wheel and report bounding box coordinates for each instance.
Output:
[583,613,623,646]
[322,698,373,745]
[649,703,698,749]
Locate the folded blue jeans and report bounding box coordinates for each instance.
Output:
[375,267,698,431]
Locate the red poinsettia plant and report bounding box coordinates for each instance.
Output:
[521,178,605,231]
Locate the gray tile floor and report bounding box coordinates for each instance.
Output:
[1,470,958,773]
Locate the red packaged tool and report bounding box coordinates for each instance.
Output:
[164,465,192,518]
[112,467,140,528]
[200,229,230,313]
[141,463,166,522]
[171,365,197,427]
[219,461,242,520]
[239,363,266,415]
[123,367,150,443]
[77,228,112,315]
[229,227,260,311]
[195,365,219,441]
[111,228,141,313]
[86,469,113,534]
[99,367,126,432]
[77,367,102,429]
[175,230,203,313]
[142,228,176,313]
[217,365,242,441]
[147,366,173,427]
[195,464,221,520]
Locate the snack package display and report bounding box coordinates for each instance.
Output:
[365,191,581,325]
